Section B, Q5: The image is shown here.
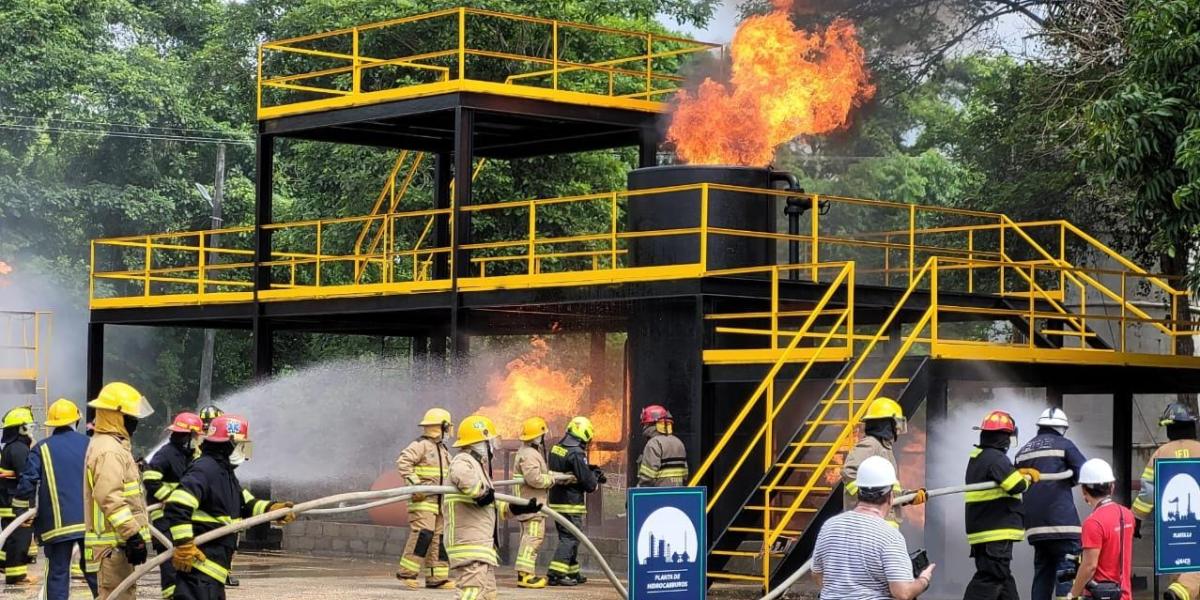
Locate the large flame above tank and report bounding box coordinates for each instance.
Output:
[667,0,875,166]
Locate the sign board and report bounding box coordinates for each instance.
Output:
[628,486,707,599]
[1155,458,1200,574]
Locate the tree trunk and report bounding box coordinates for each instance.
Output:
[1161,241,1195,412]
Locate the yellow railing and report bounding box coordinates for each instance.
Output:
[256,7,721,119]
[0,311,51,416]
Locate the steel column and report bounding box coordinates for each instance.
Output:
[451,107,475,356]
[1113,391,1133,504]
[86,323,105,411]
[924,377,949,591]
[254,132,274,290]
[1046,387,1063,409]
[252,317,274,380]
[433,152,452,281]
[638,128,658,168]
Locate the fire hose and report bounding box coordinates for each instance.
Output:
[760,470,1075,600]
[109,484,628,599]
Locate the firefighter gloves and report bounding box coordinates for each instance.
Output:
[1018,467,1041,482]
[124,535,149,566]
[475,488,496,507]
[909,488,928,505]
[172,541,206,572]
[270,501,296,525]
[510,499,542,516]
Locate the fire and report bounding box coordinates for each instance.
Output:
[898,427,926,527]
[474,337,623,464]
[0,261,10,287]
[666,2,874,166]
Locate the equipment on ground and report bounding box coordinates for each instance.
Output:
[89,382,154,418]
[44,399,80,427]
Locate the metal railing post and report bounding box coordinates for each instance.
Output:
[352,28,361,93]
[144,236,152,297]
[999,220,1006,295]
[198,234,207,298]
[967,229,974,293]
[810,194,820,281]
[458,8,467,80]
[908,204,916,285]
[1120,272,1127,352]
[700,184,710,273]
[770,267,779,350]
[610,192,618,269]
[1028,265,1036,347]
[528,203,537,275]
[552,21,559,90]
[316,221,323,287]
[930,258,938,346]
[89,241,96,302]
[645,33,653,98]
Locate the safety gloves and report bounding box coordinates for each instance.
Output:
[172,541,207,571]
[270,501,296,525]
[907,488,929,505]
[475,488,496,507]
[1018,467,1041,482]
[123,534,148,565]
[509,499,542,516]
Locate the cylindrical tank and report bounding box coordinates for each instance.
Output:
[627,165,794,271]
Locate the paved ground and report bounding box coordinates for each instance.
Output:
[2,552,816,599]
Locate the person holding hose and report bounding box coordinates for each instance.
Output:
[445,415,541,600]
[512,417,556,589]
[1133,402,1200,600]
[963,410,1038,600]
[84,381,155,600]
[842,397,926,527]
[1015,407,1087,600]
[547,416,602,586]
[636,405,688,487]
[0,405,36,585]
[144,411,204,599]
[394,407,454,589]
[14,399,97,599]
[164,414,295,599]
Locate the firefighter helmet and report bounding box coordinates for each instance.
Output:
[199,405,224,425]
[454,415,498,448]
[89,382,155,418]
[856,456,898,489]
[2,406,34,428]
[864,397,907,434]
[1160,402,1197,426]
[206,414,251,443]
[45,399,81,427]
[1036,407,1069,430]
[640,405,673,425]
[167,412,204,433]
[1079,458,1116,484]
[419,408,453,428]
[975,410,1017,434]
[566,416,595,443]
[519,416,549,442]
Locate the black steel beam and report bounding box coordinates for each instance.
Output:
[89,304,254,327]
[931,360,1200,394]
[451,107,475,355]
[86,323,104,403]
[476,128,640,159]
[254,132,274,290]
[639,127,659,168]
[1114,391,1133,504]
[433,152,452,280]
[252,315,274,381]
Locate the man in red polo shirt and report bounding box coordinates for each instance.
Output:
[1068,458,1133,600]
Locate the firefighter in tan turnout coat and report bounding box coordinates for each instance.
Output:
[84,382,155,600]
[445,415,541,600]
[841,397,926,526]
[1134,402,1200,600]
[512,417,557,589]
[394,408,454,589]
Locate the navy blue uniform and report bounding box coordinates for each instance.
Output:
[547,435,598,582]
[964,443,1029,600]
[145,440,193,598]
[15,428,97,599]
[1016,428,1087,600]
[0,433,33,583]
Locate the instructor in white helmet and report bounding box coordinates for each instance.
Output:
[1015,407,1088,600]
[812,456,934,600]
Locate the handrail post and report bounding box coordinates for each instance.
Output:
[316,221,323,287]
[457,8,466,80]
[89,241,96,302]
[1058,222,1066,292]
[810,194,820,281]
[528,203,537,275]
[351,27,361,93]
[610,192,618,269]
[700,184,710,273]
[256,44,264,115]
[144,236,152,297]
[1028,265,1036,347]
[552,21,559,90]
[198,234,207,298]
[999,219,1006,295]
[930,258,938,347]
[1120,272,1127,352]
[967,229,974,293]
[884,233,891,287]
[770,267,779,350]
[908,204,915,285]
[645,33,653,99]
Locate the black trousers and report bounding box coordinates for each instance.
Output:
[174,569,226,600]
[0,515,32,583]
[44,538,97,600]
[1031,538,1080,600]
[964,541,1020,600]
[549,514,584,578]
[153,517,177,595]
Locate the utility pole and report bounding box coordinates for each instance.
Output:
[197,144,225,408]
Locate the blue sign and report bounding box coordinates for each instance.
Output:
[1155,458,1200,574]
[628,487,707,599]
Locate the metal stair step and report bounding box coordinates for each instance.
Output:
[710,550,760,557]
[707,571,767,582]
[742,504,823,512]
[728,526,802,536]
[1040,329,1097,337]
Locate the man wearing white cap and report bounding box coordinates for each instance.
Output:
[812,456,935,600]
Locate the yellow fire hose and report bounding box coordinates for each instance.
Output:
[109,484,629,599]
[760,470,1075,600]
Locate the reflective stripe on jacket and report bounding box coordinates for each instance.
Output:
[444,452,498,566]
[637,432,688,487]
[513,445,553,522]
[548,435,597,515]
[0,436,31,518]
[1134,439,1200,519]
[1015,429,1086,542]
[965,445,1028,545]
[83,429,151,559]
[144,441,192,521]
[15,429,89,543]
[395,437,450,514]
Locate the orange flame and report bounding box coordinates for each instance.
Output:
[666,7,874,166]
[0,261,10,287]
[474,337,624,465]
[898,427,926,527]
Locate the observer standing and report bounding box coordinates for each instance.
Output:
[1066,459,1133,600]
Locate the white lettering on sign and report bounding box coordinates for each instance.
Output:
[1176,558,1193,566]
[1175,532,1194,539]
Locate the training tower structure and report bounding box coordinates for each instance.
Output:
[0,310,52,420]
[86,7,1200,591]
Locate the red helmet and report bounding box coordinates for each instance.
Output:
[975,410,1017,434]
[205,414,251,443]
[640,405,673,425]
[167,412,204,433]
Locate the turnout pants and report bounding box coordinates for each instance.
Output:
[515,517,545,574]
[548,514,584,579]
[964,541,1020,600]
[97,548,135,600]
[397,509,449,584]
[452,560,496,600]
[173,569,225,600]
[0,515,33,583]
[153,517,177,597]
[1031,538,1079,600]
[1168,572,1200,600]
[45,538,98,600]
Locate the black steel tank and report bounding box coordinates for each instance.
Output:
[627,165,795,271]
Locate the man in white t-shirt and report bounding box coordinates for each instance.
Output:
[813,456,935,600]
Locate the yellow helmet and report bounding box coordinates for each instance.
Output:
[864,397,907,434]
[45,399,81,427]
[454,415,498,448]
[88,382,155,419]
[2,406,34,428]
[420,408,453,427]
[519,417,549,442]
[566,416,595,443]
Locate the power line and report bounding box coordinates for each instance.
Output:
[0,113,252,138]
[0,124,254,146]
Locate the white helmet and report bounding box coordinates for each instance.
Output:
[1036,407,1069,430]
[1079,458,1116,485]
[856,456,898,490]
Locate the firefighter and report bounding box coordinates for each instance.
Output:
[394,407,454,589]
[144,412,204,599]
[198,406,223,430]
[547,416,601,586]
[841,397,926,526]
[513,417,555,588]
[964,409,1039,600]
[1014,407,1087,600]
[84,381,155,600]
[165,414,294,599]
[636,405,688,487]
[0,405,35,585]
[445,415,541,600]
[14,398,97,599]
[1133,402,1200,600]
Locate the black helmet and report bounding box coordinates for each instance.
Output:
[1160,402,1197,427]
[199,405,225,425]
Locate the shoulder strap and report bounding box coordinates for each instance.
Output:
[1117,504,1125,583]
